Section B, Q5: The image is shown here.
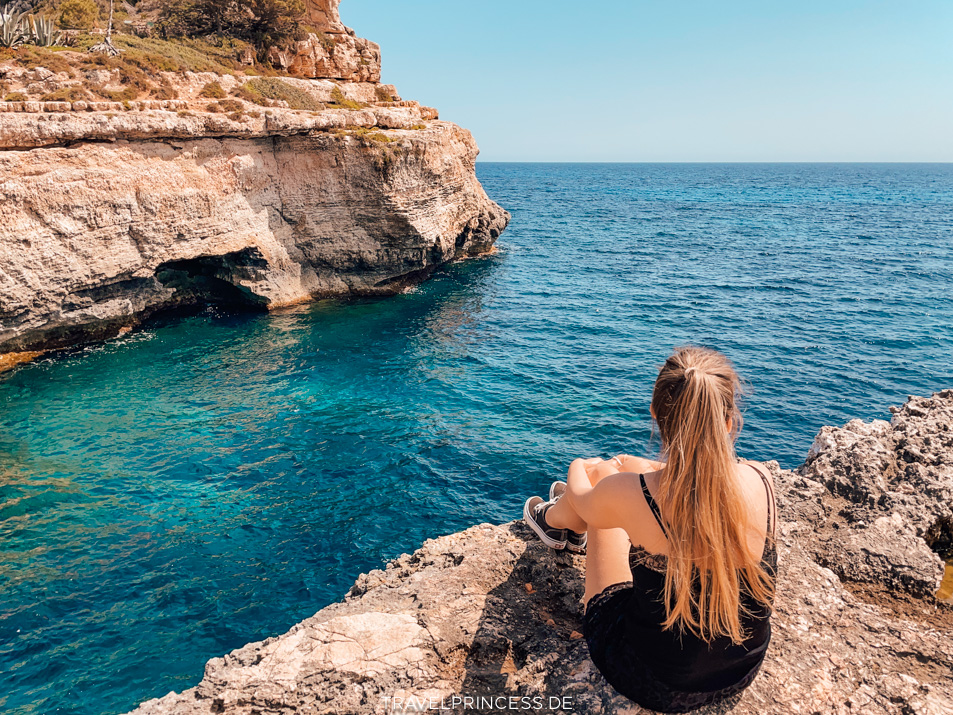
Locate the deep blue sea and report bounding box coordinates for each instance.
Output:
[1,163,952,714]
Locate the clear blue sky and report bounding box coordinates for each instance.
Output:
[342,0,953,162]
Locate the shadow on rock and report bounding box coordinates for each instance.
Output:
[455,522,589,712]
[455,524,755,715]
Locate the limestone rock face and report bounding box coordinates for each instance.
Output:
[0,0,507,359]
[795,393,953,597]
[0,103,428,151]
[305,0,346,34]
[268,33,382,82]
[129,393,953,715]
[268,0,382,81]
[0,122,508,353]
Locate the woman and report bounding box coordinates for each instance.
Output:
[523,346,776,713]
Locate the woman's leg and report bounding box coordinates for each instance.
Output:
[546,498,633,603]
[583,527,633,604]
[545,491,587,532]
[547,458,621,533]
[543,459,633,601]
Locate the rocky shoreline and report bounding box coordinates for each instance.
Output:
[129,391,953,715]
[0,0,508,361]
[0,119,507,356]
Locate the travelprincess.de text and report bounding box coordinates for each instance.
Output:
[380,695,575,712]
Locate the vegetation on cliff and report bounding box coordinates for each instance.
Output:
[0,0,389,108]
[19,0,311,51]
[0,0,324,77]
[156,0,307,57]
[0,35,247,103]
[0,30,372,107]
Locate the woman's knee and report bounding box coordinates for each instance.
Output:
[588,460,621,484]
[618,455,661,474]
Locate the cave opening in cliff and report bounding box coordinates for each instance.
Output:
[154,248,270,312]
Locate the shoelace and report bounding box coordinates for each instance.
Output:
[535,502,564,534]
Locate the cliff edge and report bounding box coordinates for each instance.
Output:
[130,391,953,715]
[0,0,509,358]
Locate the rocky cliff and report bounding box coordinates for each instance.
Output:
[267,0,381,82]
[0,1,508,358]
[130,391,953,715]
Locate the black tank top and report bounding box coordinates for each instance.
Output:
[626,461,777,692]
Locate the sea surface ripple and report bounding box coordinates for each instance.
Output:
[1,163,951,714]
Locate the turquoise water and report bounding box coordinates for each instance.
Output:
[2,163,952,714]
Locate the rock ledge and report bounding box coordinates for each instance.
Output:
[130,392,953,715]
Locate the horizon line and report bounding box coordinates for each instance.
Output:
[475,160,953,164]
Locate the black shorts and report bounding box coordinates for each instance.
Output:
[582,582,763,714]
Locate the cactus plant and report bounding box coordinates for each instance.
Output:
[0,5,28,48]
[28,14,60,46]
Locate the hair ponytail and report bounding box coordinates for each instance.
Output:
[650,346,774,644]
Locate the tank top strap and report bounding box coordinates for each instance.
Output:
[639,473,668,536]
[742,460,777,540]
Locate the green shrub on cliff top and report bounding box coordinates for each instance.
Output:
[199,81,226,99]
[58,0,99,30]
[158,0,305,57]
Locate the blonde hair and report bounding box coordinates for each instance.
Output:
[650,345,774,644]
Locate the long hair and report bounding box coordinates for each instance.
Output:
[650,345,774,644]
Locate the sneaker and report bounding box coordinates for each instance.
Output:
[523,496,567,550]
[548,481,587,554]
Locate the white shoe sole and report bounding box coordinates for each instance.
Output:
[565,537,587,555]
[523,497,566,550]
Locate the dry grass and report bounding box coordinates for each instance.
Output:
[327,85,365,110]
[335,126,396,144]
[0,34,270,103]
[233,77,323,110]
[40,86,93,101]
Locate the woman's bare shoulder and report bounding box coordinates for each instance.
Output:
[738,459,774,480]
